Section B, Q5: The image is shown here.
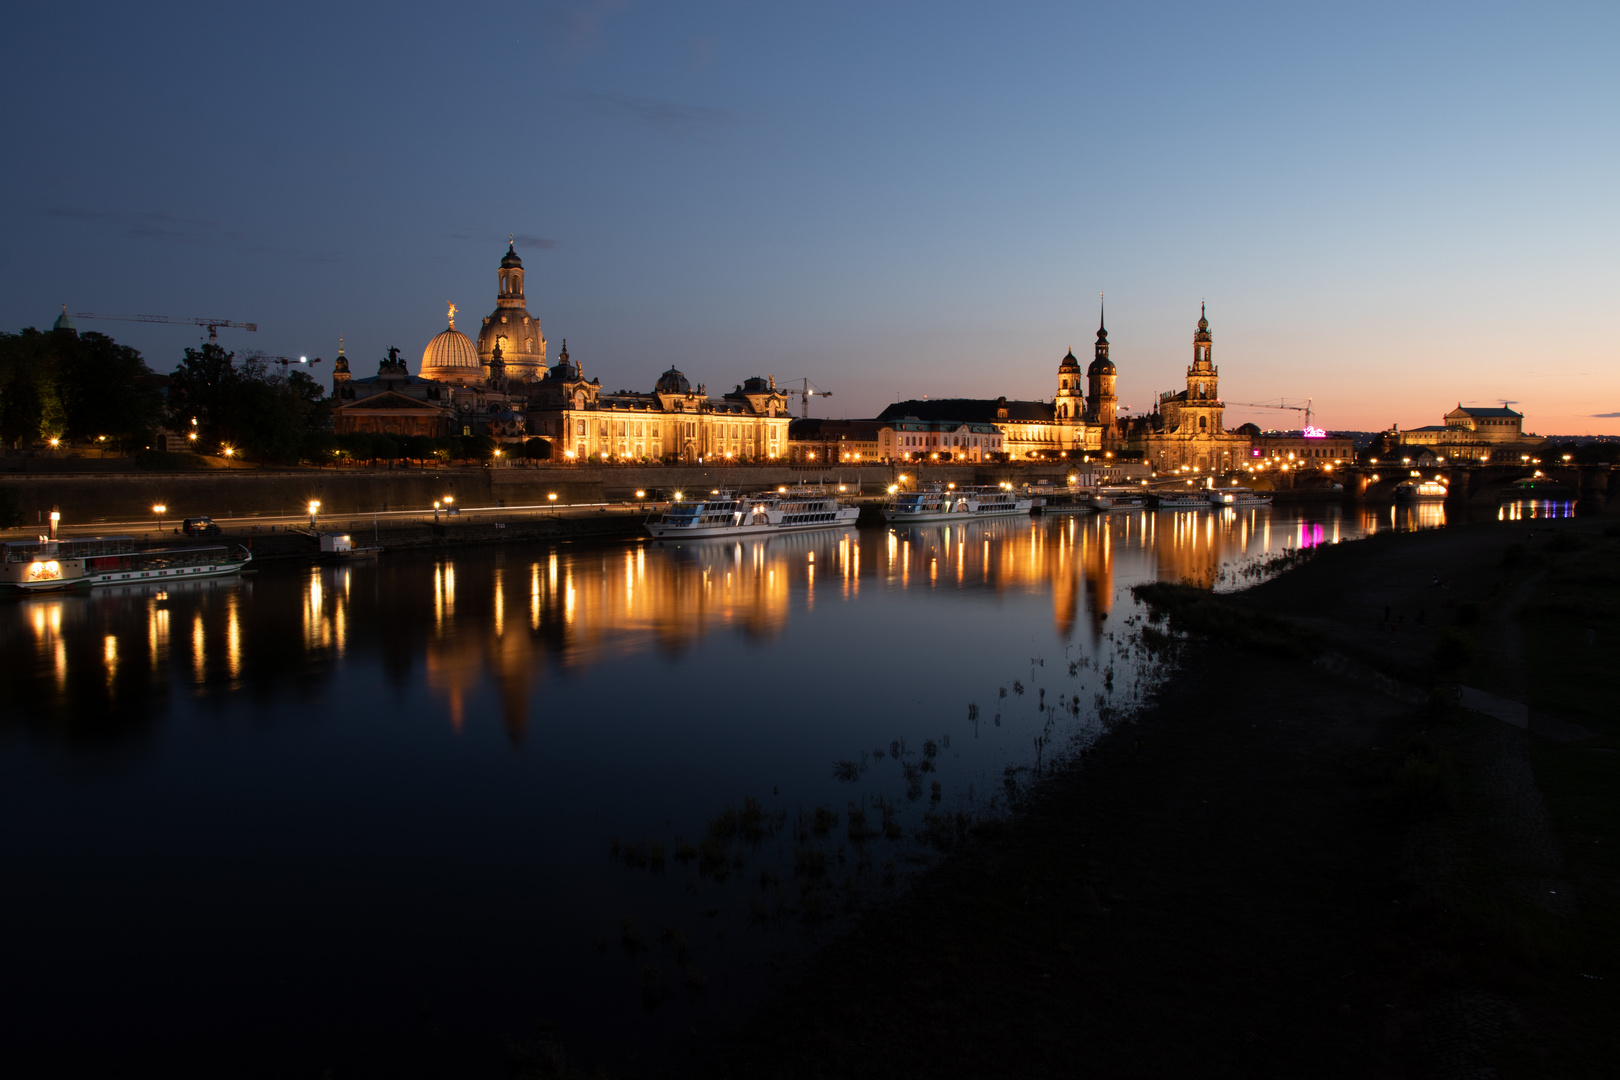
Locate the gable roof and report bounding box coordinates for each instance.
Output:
[1448,406,1521,418]
[334,391,447,412]
[876,398,1054,424]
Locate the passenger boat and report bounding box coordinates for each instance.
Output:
[1089,486,1147,512]
[1208,486,1273,507]
[1037,492,1094,514]
[1149,489,1208,509]
[882,485,1033,523]
[2,536,253,595]
[1395,479,1448,501]
[646,489,858,539]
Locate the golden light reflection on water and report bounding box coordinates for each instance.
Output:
[10,505,1470,741]
[192,612,205,683]
[226,594,242,679]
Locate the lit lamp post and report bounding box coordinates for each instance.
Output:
[433,499,441,523]
[153,503,167,533]
[308,500,320,529]
[222,445,235,468]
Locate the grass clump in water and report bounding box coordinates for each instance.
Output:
[1130,582,1322,661]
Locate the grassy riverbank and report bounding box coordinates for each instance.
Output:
[685,515,1619,1079]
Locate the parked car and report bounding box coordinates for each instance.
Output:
[182,516,222,537]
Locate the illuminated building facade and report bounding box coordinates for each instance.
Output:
[1395,405,1543,462]
[524,351,791,462]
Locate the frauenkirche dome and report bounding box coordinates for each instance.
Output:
[477,240,547,381]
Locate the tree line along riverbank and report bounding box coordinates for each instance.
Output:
[670,513,1619,1079]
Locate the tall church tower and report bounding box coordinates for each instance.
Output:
[1086,298,1117,430]
[331,338,353,400]
[1179,303,1224,434]
[1055,346,1084,421]
[477,239,547,381]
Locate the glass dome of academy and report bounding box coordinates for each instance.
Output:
[475,239,547,381]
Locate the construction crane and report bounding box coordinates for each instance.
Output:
[1226,397,1315,430]
[73,312,257,341]
[254,355,323,370]
[782,377,833,419]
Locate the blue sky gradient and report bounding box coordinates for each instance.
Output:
[4,1,1616,433]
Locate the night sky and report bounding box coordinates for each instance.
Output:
[4,1,1616,433]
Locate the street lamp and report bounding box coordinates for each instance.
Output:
[153,504,167,532]
[308,500,321,528]
[548,493,558,501]
[433,499,441,522]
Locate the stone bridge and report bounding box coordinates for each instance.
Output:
[1344,463,1615,507]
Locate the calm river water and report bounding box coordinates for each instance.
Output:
[0,499,1565,1076]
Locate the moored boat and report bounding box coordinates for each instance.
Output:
[1089,486,1147,512]
[1149,489,1208,509]
[883,484,1033,523]
[2,536,253,595]
[1208,486,1273,507]
[1395,479,1448,501]
[647,489,858,539]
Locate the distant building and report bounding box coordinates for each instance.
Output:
[1248,430,1356,473]
[1395,405,1543,462]
[787,418,892,463]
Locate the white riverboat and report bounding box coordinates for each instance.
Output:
[2,536,253,595]
[646,489,858,539]
[883,485,1033,523]
[1208,486,1273,507]
[1395,479,1448,502]
[1150,489,1209,509]
[1089,486,1147,512]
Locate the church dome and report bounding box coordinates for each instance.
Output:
[500,242,523,269]
[1088,356,1115,376]
[655,367,691,394]
[421,323,481,381]
[52,305,77,334]
[1058,348,1081,372]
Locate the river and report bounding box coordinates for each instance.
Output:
[0,498,1571,1076]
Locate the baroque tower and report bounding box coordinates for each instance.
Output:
[1086,297,1117,431]
[1178,303,1224,435]
[332,338,353,400]
[476,239,547,381]
[1055,344,1084,421]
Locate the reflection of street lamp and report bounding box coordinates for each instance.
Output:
[153,504,167,531]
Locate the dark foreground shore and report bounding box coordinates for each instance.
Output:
[677,516,1620,1079]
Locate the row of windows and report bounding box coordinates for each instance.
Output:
[785,512,839,524]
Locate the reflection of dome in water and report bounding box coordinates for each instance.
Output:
[421,307,482,382]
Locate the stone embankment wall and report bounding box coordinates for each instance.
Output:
[0,462,1084,526]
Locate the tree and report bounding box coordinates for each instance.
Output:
[0,327,162,450]
[165,345,331,464]
[58,332,163,448]
[523,437,551,462]
[402,434,438,466]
